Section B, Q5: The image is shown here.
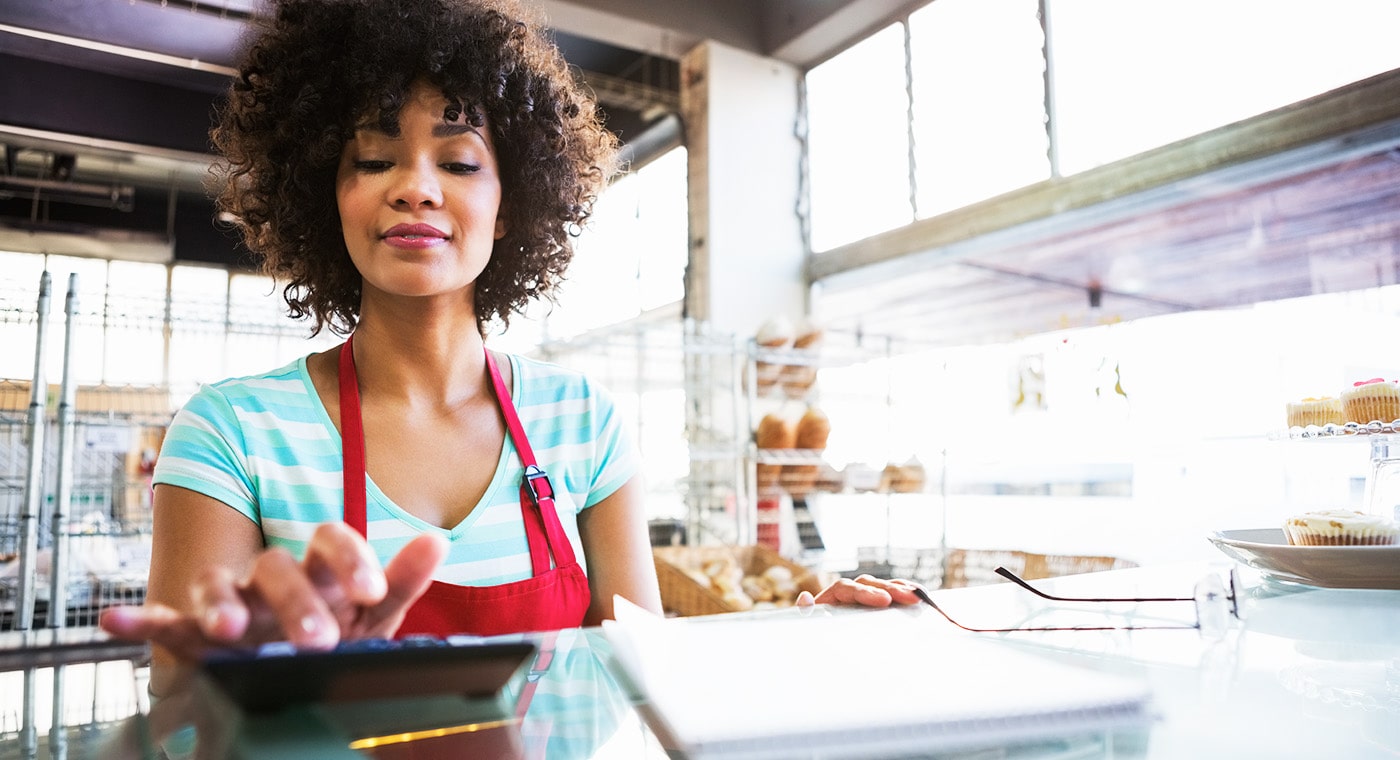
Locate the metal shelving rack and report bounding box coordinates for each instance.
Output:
[531,314,752,549]
[741,330,952,584]
[0,274,166,635]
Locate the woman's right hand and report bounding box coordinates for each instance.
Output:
[99,522,447,662]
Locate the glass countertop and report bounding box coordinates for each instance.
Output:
[1,561,1397,759]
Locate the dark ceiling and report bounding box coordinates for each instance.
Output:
[0,0,901,268]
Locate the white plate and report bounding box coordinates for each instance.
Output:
[1209,528,1400,590]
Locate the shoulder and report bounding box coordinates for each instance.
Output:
[176,357,315,423]
[201,357,311,398]
[504,353,608,402]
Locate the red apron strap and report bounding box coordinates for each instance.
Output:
[484,349,579,572]
[340,339,577,576]
[339,337,368,537]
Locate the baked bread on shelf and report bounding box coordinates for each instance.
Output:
[781,406,830,495]
[755,412,796,489]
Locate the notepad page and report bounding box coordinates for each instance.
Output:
[604,600,1152,759]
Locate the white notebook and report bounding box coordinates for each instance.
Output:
[603,598,1153,760]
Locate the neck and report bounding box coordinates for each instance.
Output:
[349,311,490,410]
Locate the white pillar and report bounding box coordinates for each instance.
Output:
[681,40,807,338]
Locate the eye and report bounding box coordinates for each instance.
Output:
[352,160,391,173]
[441,162,481,175]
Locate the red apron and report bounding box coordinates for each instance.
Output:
[337,335,591,638]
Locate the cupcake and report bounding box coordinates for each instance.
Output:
[1283,510,1400,546]
[1286,397,1344,429]
[1342,378,1400,425]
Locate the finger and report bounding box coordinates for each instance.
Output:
[357,532,448,634]
[794,590,815,607]
[190,565,252,642]
[814,577,894,607]
[853,575,924,605]
[98,605,214,662]
[303,522,388,605]
[244,547,340,649]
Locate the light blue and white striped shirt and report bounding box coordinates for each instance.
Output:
[153,352,638,584]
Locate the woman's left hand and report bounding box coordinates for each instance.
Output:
[795,574,923,608]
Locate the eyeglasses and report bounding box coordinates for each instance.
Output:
[912,566,1245,639]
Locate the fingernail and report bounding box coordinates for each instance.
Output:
[353,567,385,596]
[210,603,245,630]
[205,607,224,631]
[300,615,324,637]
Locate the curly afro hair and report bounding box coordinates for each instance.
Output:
[211,0,620,335]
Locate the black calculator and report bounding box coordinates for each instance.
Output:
[200,635,538,714]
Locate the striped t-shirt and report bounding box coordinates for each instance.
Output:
[153,351,639,584]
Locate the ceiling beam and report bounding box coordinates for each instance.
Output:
[761,0,926,68]
[539,0,918,70]
[537,0,759,60]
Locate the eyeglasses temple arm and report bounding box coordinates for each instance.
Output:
[993,567,1192,603]
[912,587,977,632]
[911,585,1197,633]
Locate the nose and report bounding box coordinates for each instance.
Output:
[391,160,443,209]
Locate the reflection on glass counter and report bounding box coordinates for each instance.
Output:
[90,627,653,760]
[2,563,1398,759]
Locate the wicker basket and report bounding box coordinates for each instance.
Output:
[653,544,822,617]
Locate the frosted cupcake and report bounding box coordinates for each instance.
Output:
[1285,397,1344,429]
[1342,378,1400,425]
[1283,510,1400,546]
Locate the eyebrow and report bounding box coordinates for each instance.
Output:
[355,122,486,141]
[432,122,485,140]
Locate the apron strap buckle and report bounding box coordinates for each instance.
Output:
[523,465,554,506]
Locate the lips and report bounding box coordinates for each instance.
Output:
[382,223,449,241]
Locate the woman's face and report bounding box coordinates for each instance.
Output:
[335,82,506,306]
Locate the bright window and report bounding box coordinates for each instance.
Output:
[1048,0,1400,175]
[492,146,690,351]
[0,254,339,408]
[909,0,1049,217]
[805,0,1400,249]
[806,23,912,253]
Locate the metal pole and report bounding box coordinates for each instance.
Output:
[50,663,69,760]
[16,271,52,631]
[21,668,37,759]
[48,274,80,760]
[17,271,51,760]
[49,273,80,630]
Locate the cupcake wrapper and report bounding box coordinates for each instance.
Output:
[1285,525,1400,546]
[1343,396,1400,425]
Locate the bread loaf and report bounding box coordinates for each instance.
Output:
[756,412,797,449]
[756,412,796,489]
[781,406,830,495]
[794,406,830,450]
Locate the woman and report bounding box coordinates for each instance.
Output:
[99,0,917,686]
